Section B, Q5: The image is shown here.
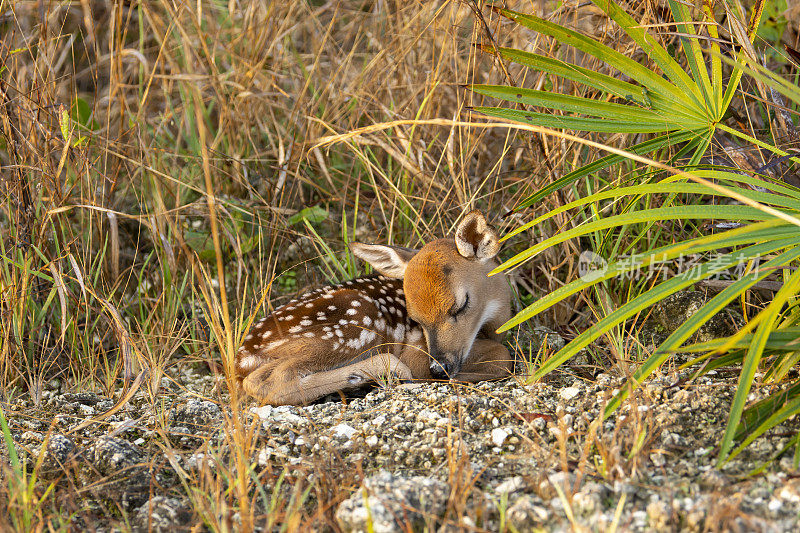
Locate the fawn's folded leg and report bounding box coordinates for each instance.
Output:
[242,354,413,405]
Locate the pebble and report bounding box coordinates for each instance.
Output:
[332,423,357,440]
[491,427,510,447]
[7,365,800,531]
[559,386,581,401]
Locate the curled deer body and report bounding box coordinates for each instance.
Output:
[236,210,512,405]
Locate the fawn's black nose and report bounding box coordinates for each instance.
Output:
[430,360,454,379]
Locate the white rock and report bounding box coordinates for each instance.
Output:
[491,427,510,447]
[496,476,525,494]
[365,435,379,447]
[250,405,273,418]
[650,452,666,467]
[417,409,442,422]
[559,386,580,401]
[778,485,800,503]
[257,447,273,466]
[332,423,357,440]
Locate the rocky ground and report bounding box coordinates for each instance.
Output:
[5,357,800,532]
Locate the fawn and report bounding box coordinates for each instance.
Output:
[236,210,512,405]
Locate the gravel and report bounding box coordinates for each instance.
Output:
[336,471,450,532]
[5,360,800,531]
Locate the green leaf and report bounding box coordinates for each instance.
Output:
[498,8,694,111]
[506,178,800,244]
[604,236,800,416]
[288,206,329,226]
[529,239,791,380]
[59,107,70,141]
[183,228,219,262]
[470,85,684,123]
[516,130,702,209]
[70,97,92,127]
[590,0,704,108]
[718,266,800,465]
[512,221,792,333]
[483,46,652,106]
[668,0,716,115]
[69,97,101,132]
[474,106,681,133]
[492,204,774,276]
[714,49,800,110]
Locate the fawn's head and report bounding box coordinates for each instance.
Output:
[350,210,510,379]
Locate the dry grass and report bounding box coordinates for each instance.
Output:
[1,0,798,531]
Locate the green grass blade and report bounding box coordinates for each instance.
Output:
[484,46,651,106]
[493,205,773,275]
[746,430,800,478]
[470,85,672,122]
[688,350,747,376]
[529,241,785,380]
[517,130,701,209]
[499,222,794,333]
[497,9,692,108]
[0,404,20,472]
[473,107,681,133]
[734,380,800,442]
[718,266,800,465]
[668,0,714,114]
[681,329,800,353]
[729,393,800,461]
[590,0,704,107]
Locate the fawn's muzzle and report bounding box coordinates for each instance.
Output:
[429,358,460,379]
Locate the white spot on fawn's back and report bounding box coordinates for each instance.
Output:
[239,356,260,370]
[266,339,287,350]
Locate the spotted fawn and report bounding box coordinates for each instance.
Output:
[236,210,512,405]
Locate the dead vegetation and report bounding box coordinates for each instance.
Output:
[2,0,800,531]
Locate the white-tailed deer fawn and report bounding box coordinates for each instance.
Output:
[236,210,512,405]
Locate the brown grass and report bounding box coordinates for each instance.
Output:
[2,0,798,531]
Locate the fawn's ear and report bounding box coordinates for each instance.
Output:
[455,210,501,262]
[349,243,419,279]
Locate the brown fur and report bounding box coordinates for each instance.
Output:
[237,210,512,405]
